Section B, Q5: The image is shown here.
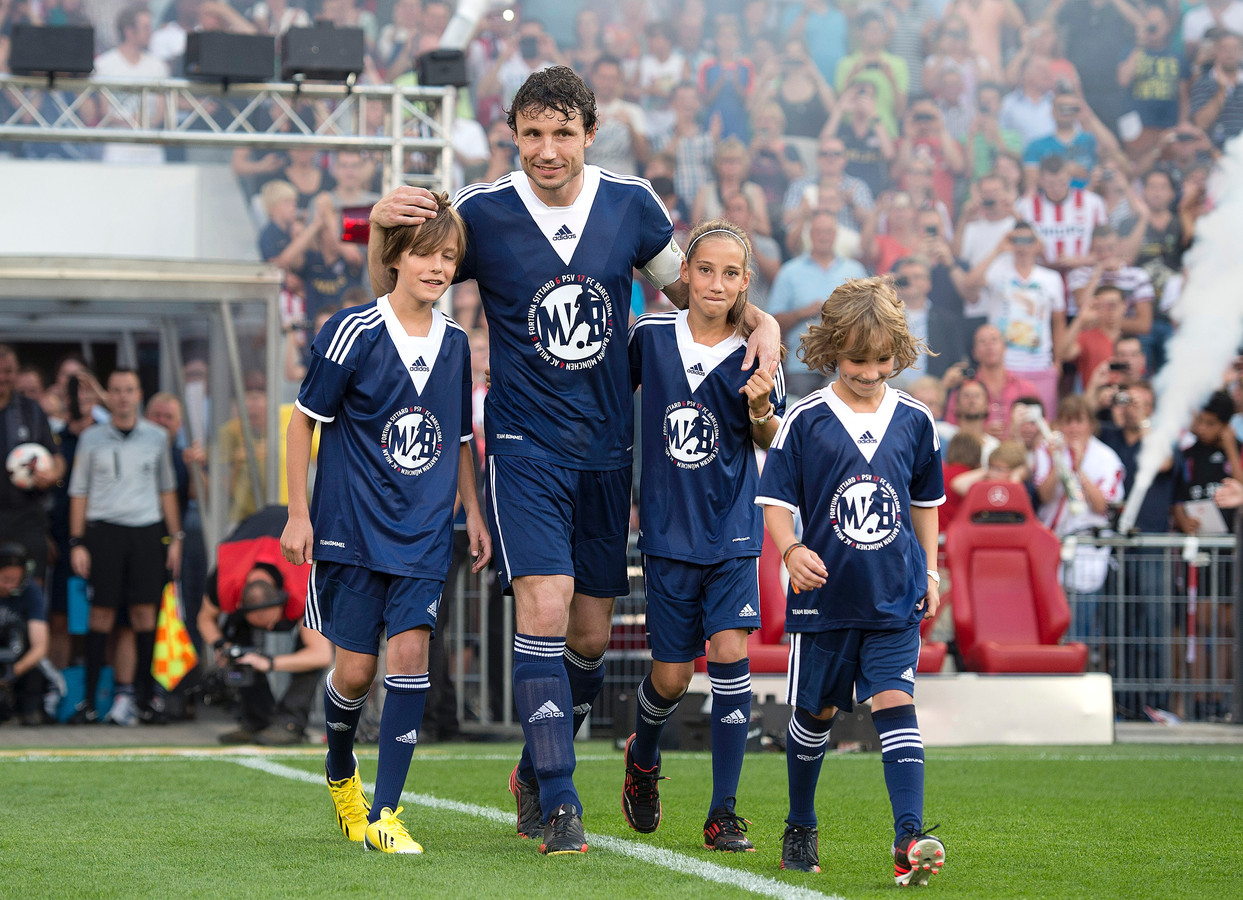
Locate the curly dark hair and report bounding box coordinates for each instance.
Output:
[506,65,598,134]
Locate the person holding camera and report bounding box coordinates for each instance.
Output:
[198,560,332,745]
[1022,88,1120,190]
[0,543,51,727]
[895,97,966,211]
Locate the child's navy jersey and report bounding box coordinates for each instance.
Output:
[629,311,786,563]
[756,384,945,632]
[454,166,675,471]
[296,298,472,579]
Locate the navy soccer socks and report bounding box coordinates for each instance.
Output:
[707,658,751,813]
[629,674,681,769]
[513,634,579,816]
[873,704,925,842]
[517,644,604,784]
[370,673,430,821]
[785,708,834,826]
[324,669,369,781]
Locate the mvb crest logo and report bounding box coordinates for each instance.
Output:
[663,400,720,470]
[527,274,613,370]
[380,406,443,476]
[828,473,902,550]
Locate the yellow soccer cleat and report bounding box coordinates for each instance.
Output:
[363,807,424,854]
[326,752,372,842]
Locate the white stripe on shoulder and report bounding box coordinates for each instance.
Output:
[453,173,515,208]
[896,392,941,451]
[443,313,467,334]
[770,391,827,450]
[627,311,678,340]
[597,170,672,222]
[328,310,384,365]
[325,307,382,362]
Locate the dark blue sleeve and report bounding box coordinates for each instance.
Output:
[772,361,788,417]
[756,417,801,511]
[909,415,945,506]
[295,312,356,422]
[627,319,645,392]
[460,338,473,442]
[636,183,676,270]
[22,582,47,623]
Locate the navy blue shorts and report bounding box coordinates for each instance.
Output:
[785,623,920,713]
[485,455,630,598]
[643,555,760,663]
[304,560,441,655]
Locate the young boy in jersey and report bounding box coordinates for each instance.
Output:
[756,276,947,884]
[624,219,786,851]
[281,192,491,855]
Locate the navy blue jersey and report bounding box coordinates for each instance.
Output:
[296,298,472,579]
[454,166,675,470]
[756,385,945,632]
[630,311,786,563]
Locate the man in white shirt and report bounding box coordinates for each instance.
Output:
[94,5,169,165]
[585,56,649,177]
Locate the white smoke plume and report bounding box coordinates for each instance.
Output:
[1118,139,1243,533]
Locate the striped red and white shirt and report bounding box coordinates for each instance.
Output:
[1015,188,1107,266]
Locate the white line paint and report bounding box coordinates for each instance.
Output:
[233,756,840,900]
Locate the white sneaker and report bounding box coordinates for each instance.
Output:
[103,692,138,727]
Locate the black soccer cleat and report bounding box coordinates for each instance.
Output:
[893,823,945,886]
[67,701,99,725]
[509,764,543,839]
[703,803,754,852]
[539,804,588,855]
[621,733,666,834]
[780,822,821,873]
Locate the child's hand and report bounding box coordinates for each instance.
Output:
[786,545,827,593]
[281,515,315,566]
[741,360,778,414]
[918,579,941,619]
[466,510,492,573]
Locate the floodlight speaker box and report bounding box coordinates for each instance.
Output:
[416,49,469,87]
[10,24,95,76]
[281,23,365,82]
[184,31,275,83]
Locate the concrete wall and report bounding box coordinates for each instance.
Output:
[0,160,258,262]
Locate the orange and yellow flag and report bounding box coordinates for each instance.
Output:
[152,582,198,691]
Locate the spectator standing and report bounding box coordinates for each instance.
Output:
[882,0,937,96]
[290,193,365,322]
[698,14,755,143]
[331,150,381,211]
[746,106,804,240]
[478,18,561,112]
[280,147,337,213]
[586,56,649,178]
[827,79,897,196]
[780,0,848,83]
[1023,90,1116,189]
[692,138,772,238]
[835,10,909,136]
[565,7,605,75]
[722,192,782,313]
[965,221,1066,412]
[944,0,1026,75]
[999,55,1056,146]
[890,256,935,388]
[768,211,869,398]
[93,4,169,165]
[634,21,689,143]
[1181,0,1243,58]
[923,15,997,112]
[0,345,64,584]
[944,323,1039,438]
[783,135,875,245]
[862,190,922,275]
[1117,4,1185,159]
[909,209,973,377]
[1049,0,1143,137]
[1059,284,1127,390]
[1066,225,1155,332]
[1015,155,1107,275]
[67,369,182,725]
[659,83,718,213]
[1190,30,1243,150]
[894,96,967,211]
[956,173,1017,269]
[752,39,836,140]
[966,81,1024,180]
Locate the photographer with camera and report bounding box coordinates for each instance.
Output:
[198,559,331,746]
[0,543,51,727]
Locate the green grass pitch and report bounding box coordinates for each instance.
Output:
[3,742,1240,899]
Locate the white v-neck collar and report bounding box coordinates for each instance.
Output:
[377,295,445,395]
[511,165,602,265]
[674,310,746,392]
[824,382,899,465]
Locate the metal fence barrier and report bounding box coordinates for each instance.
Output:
[441,530,1238,732]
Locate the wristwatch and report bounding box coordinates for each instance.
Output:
[926,568,941,584]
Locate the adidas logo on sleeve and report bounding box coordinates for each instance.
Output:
[528,700,566,722]
[720,709,748,725]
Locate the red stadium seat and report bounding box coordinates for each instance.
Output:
[694,532,789,673]
[943,482,1088,673]
[918,603,948,674]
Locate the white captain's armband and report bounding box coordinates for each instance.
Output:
[638,237,685,289]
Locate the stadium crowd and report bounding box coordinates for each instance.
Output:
[2,0,1243,731]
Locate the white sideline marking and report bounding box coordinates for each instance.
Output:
[234,756,841,900]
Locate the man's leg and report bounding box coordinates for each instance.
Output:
[511,574,578,820]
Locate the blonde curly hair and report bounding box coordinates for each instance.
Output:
[797,276,930,376]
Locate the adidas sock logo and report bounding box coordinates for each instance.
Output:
[328,720,351,732]
[396,727,419,744]
[528,700,566,722]
[720,708,748,725]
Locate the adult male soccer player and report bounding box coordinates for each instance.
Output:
[367,66,781,854]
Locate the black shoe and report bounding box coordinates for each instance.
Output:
[893,824,945,886]
[703,803,754,852]
[539,804,588,855]
[509,764,542,839]
[780,823,820,873]
[218,727,258,744]
[67,701,99,725]
[253,722,308,745]
[621,733,666,834]
[138,699,169,725]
